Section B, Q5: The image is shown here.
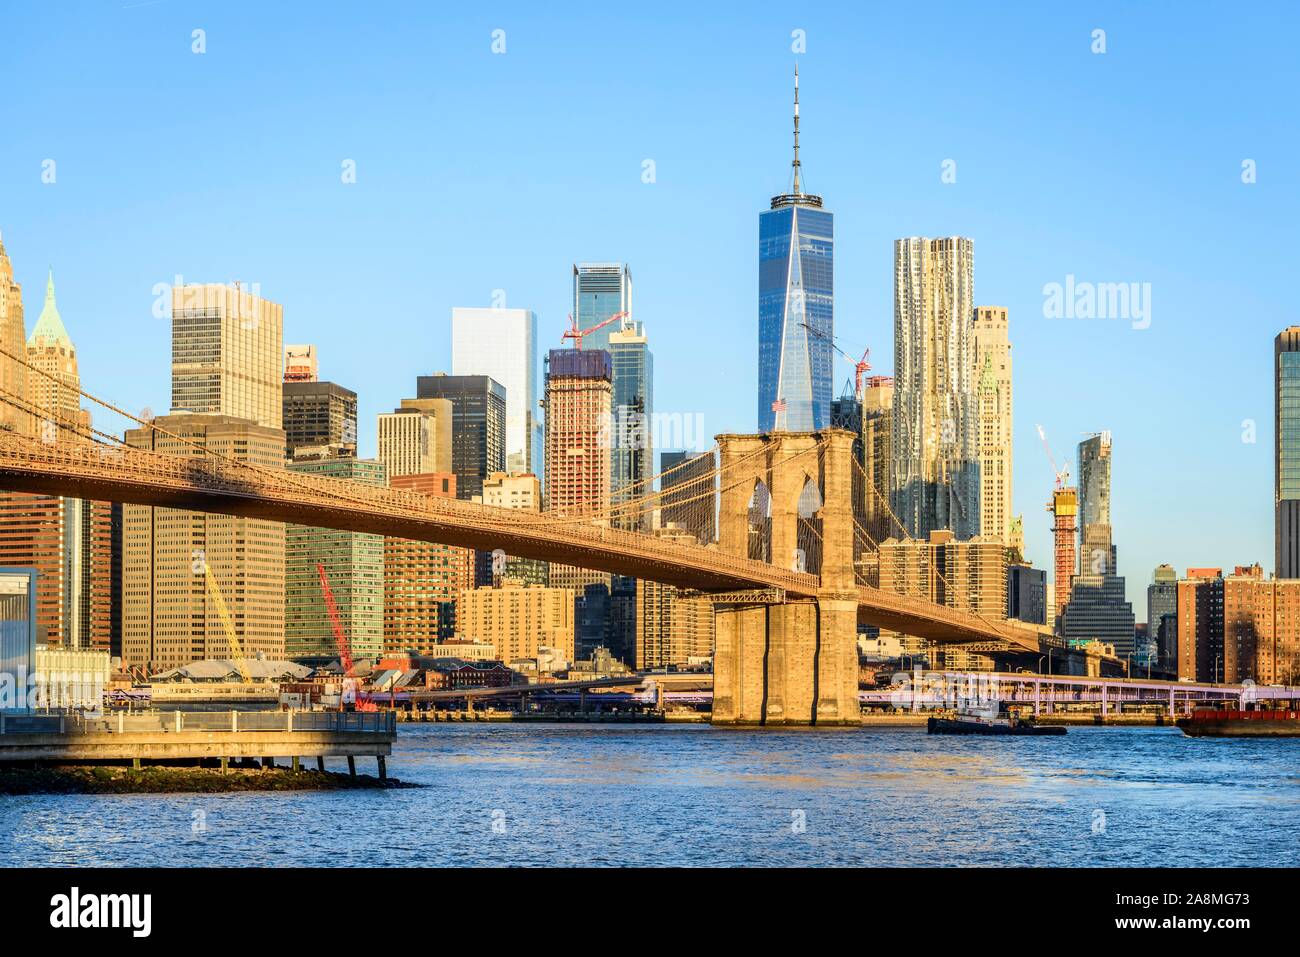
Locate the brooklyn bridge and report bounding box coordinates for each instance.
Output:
[0,407,1061,728]
[0,335,1064,727]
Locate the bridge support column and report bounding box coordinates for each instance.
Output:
[711,428,860,727]
[712,597,858,726]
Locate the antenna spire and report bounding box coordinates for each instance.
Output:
[792,64,802,195]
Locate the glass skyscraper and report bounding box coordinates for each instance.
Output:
[451,307,539,476]
[572,263,631,353]
[1276,327,1300,578]
[758,67,833,434]
[608,320,654,530]
[570,263,652,518]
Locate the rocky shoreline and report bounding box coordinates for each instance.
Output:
[0,765,418,795]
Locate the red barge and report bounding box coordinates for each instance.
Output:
[1177,700,1300,737]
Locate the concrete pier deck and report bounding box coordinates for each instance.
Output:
[0,710,396,764]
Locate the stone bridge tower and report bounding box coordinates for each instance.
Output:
[711,429,860,726]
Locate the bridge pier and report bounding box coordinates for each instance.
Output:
[711,429,860,727]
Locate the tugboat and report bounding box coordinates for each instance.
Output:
[1178,699,1300,737]
[927,706,1066,736]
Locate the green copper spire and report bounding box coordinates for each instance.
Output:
[977,352,998,395]
[28,269,72,348]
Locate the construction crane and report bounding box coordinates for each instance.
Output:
[799,322,871,400]
[1036,423,1070,489]
[203,563,252,683]
[561,311,629,350]
[316,562,376,712]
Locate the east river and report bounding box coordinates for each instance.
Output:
[2,724,1298,866]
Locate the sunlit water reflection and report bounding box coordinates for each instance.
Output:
[2,724,1296,866]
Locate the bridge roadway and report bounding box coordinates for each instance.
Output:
[0,433,1041,651]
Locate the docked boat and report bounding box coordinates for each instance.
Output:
[1178,701,1300,737]
[927,708,1066,736]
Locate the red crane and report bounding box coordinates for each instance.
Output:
[317,562,377,712]
[799,322,871,400]
[561,311,629,350]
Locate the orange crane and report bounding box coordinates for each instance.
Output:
[316,562,377,712]
[561,311,629,350]
[800,322,871,400]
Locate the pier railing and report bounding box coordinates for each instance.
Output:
[0,710,397,736]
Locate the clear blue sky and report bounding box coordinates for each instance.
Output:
[2,1,1297,610]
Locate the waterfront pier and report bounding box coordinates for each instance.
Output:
[0,710,396,775]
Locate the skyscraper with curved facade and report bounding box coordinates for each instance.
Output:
[758,67,833,434]
[890,236,979,540]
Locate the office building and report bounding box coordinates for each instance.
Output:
[1059,433,1135,658]
[973,306,1013,545]
[891,237,978,540]
[544,349,613,594]
[0,568,38,711]
[457,580,575,663]
[0,232,30,436]
[635,527,715,669]
[1148,564,1178,674]
[121,413,286,672]
[377,398,452,479]
[27,271,82,434]
[571,263,632,353]
[1059,570,1137,661]
[415,374,505,587]
[451,307,540,474]
[878,531,1007,622]
[1007,563,1047,625]
[170,282,283,429]
[757,67,834,434]
[878,530,1006,671]
[384,472,473,655]
[608,319,654,530]
[285,456,386,661]
[660,450,716,544]
[415,374,506,502]
[862,376,894,546]
[479,471,547,585]
[284,380,357,458]
[0,272,116,653]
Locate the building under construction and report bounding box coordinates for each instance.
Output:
[1048,486,1078,619]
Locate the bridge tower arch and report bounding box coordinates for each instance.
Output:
[712,429,859,726]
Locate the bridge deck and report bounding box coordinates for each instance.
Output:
[0,434,1041,651]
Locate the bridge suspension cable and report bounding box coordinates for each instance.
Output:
[849,452,1023,646]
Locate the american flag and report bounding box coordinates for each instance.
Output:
[771,398,787,413]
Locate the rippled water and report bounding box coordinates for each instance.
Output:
[2,724,1298,867]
